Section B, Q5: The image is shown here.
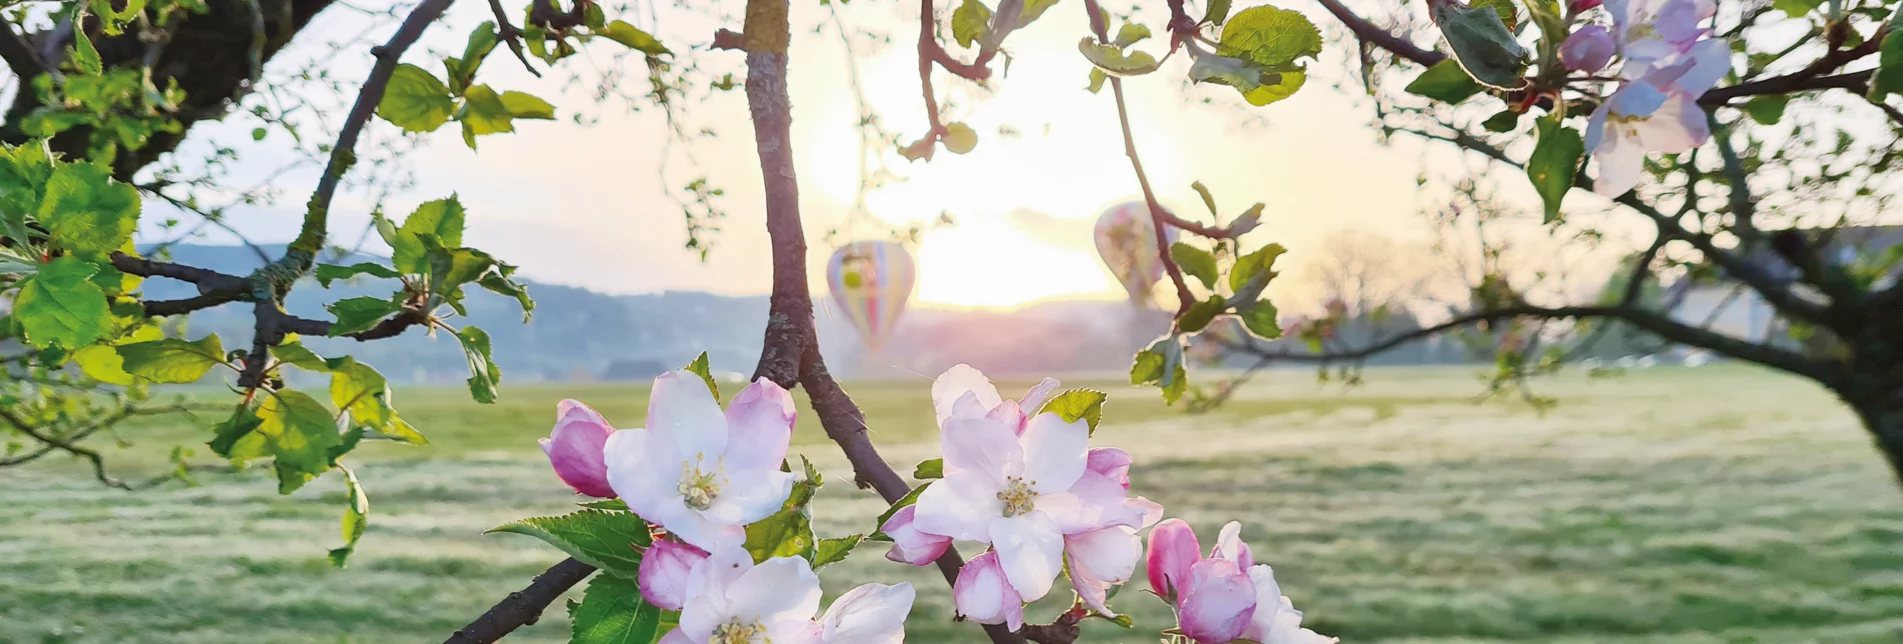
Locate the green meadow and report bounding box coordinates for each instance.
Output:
[5,365,1903,643]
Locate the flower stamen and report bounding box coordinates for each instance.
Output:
[997,476,1036,517]
[711,618,768,644]
[679,457,723,510]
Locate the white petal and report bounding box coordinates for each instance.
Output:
[1675,38,1731,96]
[1592,128,1646,197]
[702,468,797,525]
[667,507,745,552]
[940,416,1022,482]
[932,364,1003,425]
[1018,413,1088,494]
[728,556,824,625]
[821,583,915,644]
[1033,471,1128,534]
[766,619,825,644]
[1067,526,1141,586]
[989,513,1066,602]
[1244,565,1287,641]
[722,378,797,471]
[1631,94,1703,153]
[605,429,691,523]
[1017,377,1063,413]
[1213,521,1247,562]
[912,473,1003,542]
[649,370,729,464]
[655,628,695,644]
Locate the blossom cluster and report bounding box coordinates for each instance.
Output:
[537,364,1338,643]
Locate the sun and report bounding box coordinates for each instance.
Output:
[912,219,1116,309]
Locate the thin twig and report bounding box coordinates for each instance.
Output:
[486,0,542,77]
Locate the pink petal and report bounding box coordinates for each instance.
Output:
[723,378,797,471]
[881,505,953,566]
[954,551,1024,630]
[932,364,1003,426]
[1084,447,1133,488]
[1146,518,1201,601]
[940,416,1022,482]
[1065,527,1142,615]
[639,539,709,611]
[1178,559,1257,644]
[543,400,615,497]
[985,400,1026,436]
[1017,377,1062,414]
[1212,521,1254,570]
[989,513,1066,602]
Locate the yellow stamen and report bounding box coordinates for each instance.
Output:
[996,476,1037,517]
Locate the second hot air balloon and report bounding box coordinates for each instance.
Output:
[826,240,916,351]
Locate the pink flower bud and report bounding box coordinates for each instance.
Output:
[539,400,616,497]
[1178,559,1258,644]
[881,505,953,566]
[1561,25,1616,73]
[954,551,1024,630]
[1211,521,1255,570]
[1146,518,1201,601]
[1085,447,1134,489]
[638,539,709,611]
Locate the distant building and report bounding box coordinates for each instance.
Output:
[1670,225,1903,344]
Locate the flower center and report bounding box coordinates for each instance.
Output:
[997,476,1036,517]
[678,458,723,511]
[711,618,767,644]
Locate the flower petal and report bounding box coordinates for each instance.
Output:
[722,378,797,471]
[1146,518,1201,600]
[1035,470,1129,534]
[1631,93,1706,154]
[912,473,1003,542]
[543,401,616,497]
[941,416,1022,482]
[640,539,709,611]
[678,544,752,643]
[1017,377,1063,414]
[1066,527,1142,615]
[985,400,1026,436]
[727,556,824,625]
[1212,521,1254,569]
[1674,38,1731,97]
[656,628,695,644]
[1018,413,1088,494]
[1241,565,1287,642]
[1592,124,1646,197]
[649,369,730,465]
[1084,447,1133,488]
[881,505,953,566]
[820,582,915,644]
[605,429,690,524]
[933,364,1003,426]
[1179,559,1257,644]
[954,551,1024,631]
[702,467,797,526]
[989,513,1066,602]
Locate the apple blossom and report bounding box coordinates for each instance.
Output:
[1586,38,1730,196]
[931,363,1061,430]
[1064,496,1162,615]
[1605,0,1715,64]
[603,372,799,550]
[1561,25,1616,73]
[953,551,1025,630]
[668,546,915,644]
[1146,521,1337,644]
[879,504,952,566]
[539,399,616,497]
[640,538,710,610]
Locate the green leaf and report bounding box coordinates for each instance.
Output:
[1482,109,1520,133]
[1238,299,1282,339]
[479,269,535,321]
[1036,388,1107,434]
[1871,31,1903,101]
[1178,295,1226,333]
[1170,242,1219,291]
[487,509,653,575]
[376,64,455,133]
[272,341,330,372]
[683,351,719,399]
[569,574,667,644]
[1430,0,1530,88]
[744,506,815,564]
[1206,0,1233,25]
[1241,69,1305,106]
[15,257,109,350]
[392,196,466,273]
[1471,0,1519,30]
[869,482,931,541]
[315,262,402,287]
[1079,38,1162,76]
[578,498,630,511]
[500,91,556,120]
[913,458,944,479]
[71,27,101,75]
[257,389,342,494]
[327,465,369,568]
[1771,0,1825,18]
[1086,68,1108,93]
[1217,4,1322,69]
[1113,23,1152,48]
[458,84,516,149]
[1130,347,1166,386]
[1132,336,1188,404]
[208,404,266,461]
[39,163,139,260]
[813,535,864,568]
[456,325,502,403]
[1405,60,1483,104]
[71,344,133,385]
[330,357,411,444]
[942,122,978,154]
[448,21,500,92]
[1741,94,1790,125]
[1191,181,1218,217]
[325,296,403,337]
[598,20,671,55]
[1229,243,1287,293]
[1527,116,1584,224]
[953,0,993,48]
[0,142,55,241]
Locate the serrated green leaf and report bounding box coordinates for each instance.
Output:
[570,573,667,644]
[208,404,266,461]
[39,163,138,260]
[1178,295,1226,333]
[71,344,133,385]
[327,465,369,568]
[1079,38,1162,76]
[1206,0,1233,25]
[1170,242,1219,290]
[376,64,455,133]
[71,27,101,75]
[257,389,341,494]
[447,22,500,93]
[913,458,943,479]
[598,20,671,55]
[942,122,978,154]
[1229,243,1287,293]
[1405,59,1483,104]
[488,509,653,575]
[272,341,330,372]
[330,357,403,440]
[1018,0,1060,24]
[315,262,401,287]
[1241,69,1305,106]
[500,91,556,120]
[1130,348,1166,386]
[1036,388,1107,434]
[392,196,465,274]
[1471,0,1519,30]
[1431,1,1529,88]
[16,257,109,350]
[458,84,515,150]
[456,325,502,403]
[0,142,55,242]
[1113,23,1152,48]
[953,0,993,48]
[1238,299,1281,339]
[578,498,630,511]
[325,296,402,337]
[743,506,814,564]
[1217,4,1322,70]
[1528,116,1584,224]
[684,351,718,399]
[813,535,864,568]
[479,269,535,321]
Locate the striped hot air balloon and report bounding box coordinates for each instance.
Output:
[1094,201,1179,303]
[827,240,916,350]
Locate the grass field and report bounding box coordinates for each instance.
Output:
[6,365,1903,643]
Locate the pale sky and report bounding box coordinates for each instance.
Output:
[118,0,1585,310]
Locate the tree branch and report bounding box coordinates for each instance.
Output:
[0,405,168,491]
[1313,0,1444,68]
[443,557,597,644]
[0,17,49,81]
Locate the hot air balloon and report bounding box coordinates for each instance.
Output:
[1094,201,1179,303]
[827,240,916,351]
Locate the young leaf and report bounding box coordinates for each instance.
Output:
[1178,295,1227,333]
[1170,242,1219,290]
[570,574,667,644]
[1405,60,1483,104]
[942,122,979,154]
[1527,116,1584,223]
[257,389,343,494]
[391,196,466,273]
[315,262,401,287]
[1079,38,1162,76]
[1237,299,1282,339]
[479,269,535,321]
[952,0,994,48]
[1429,0,1530,88]
[1228,244,1287,293]
[597,20,671,55]
[813,535,864,568]
[458,84,516,148]
[487,509,654,576]
[1086,68,1108,93]
[327,466,370,568]
[70,21,102,75]
[39,163,139,260]
[913,458,944,479]
[325,296,403,336]
[330,357,406,441]
[1482,109,1520,133]
[447,21,500,92]
[743,506,816,564]
[1217,5,1322,70]
[1871,30,1902,101]
[683,351,719,399]
[208,404,266,460]
[15,257,110,349]
[376,64,455,133]
[71,344,134,385]
[1191,181,1219,217]
[1206,0,1233,25]
[1036,388,1107,434]
[272,341,330,372]
[456,325,502,403]
[1113,23,1152,48]
[500,91,557,120]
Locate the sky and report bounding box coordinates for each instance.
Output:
[112,0,1580,310]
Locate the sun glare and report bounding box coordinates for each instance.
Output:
[913,219,1116,309]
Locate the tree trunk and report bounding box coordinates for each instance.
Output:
[1847,379,1903,488]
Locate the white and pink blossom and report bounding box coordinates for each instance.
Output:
[1146,520,1336,644]
[665,546,915,644]
[540,400,616,497]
